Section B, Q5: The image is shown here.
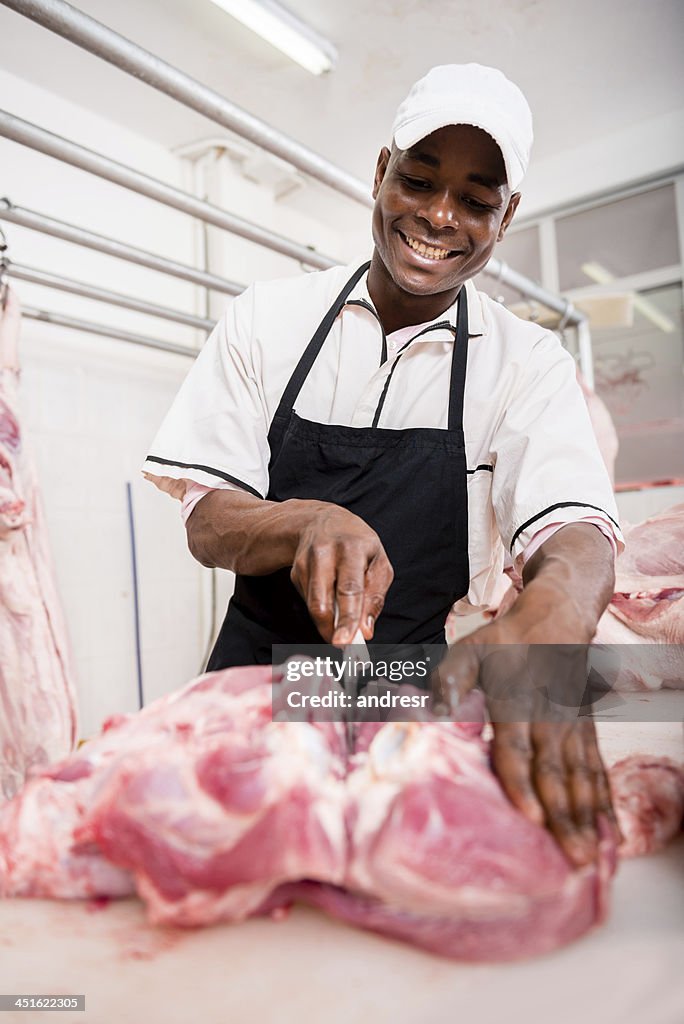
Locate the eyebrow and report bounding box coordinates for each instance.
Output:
[467,172,506,192]
[403,150,506,191]
[405,149,440,168]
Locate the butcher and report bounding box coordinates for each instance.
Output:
[143,64,624,867]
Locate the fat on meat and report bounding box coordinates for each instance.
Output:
[609,754,684,856]
[11,664,679,962]
[0,290,78,799]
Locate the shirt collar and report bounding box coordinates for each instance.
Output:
[342,258,486,340]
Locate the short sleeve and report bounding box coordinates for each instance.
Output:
[491,331,623,562]
[142,286,269,499]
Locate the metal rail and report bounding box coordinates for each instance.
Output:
[22,305,198,356]
[0,0,590,330]
[483,258,583,326]
[0,0,372,208]
[0,199,243,295]
[6,260,215,329]
[0,111,337,270]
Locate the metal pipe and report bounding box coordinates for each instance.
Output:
[0,199,244,295]
[22,305,197,357]
[1,0,372,208]
[0,121,585,317]
[487,257,584,326]
[0,4,590,319]
[0,110,337,270]
[7,261,215,329]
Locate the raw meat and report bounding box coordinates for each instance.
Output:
[598,504,684,643]
[609,754,684,856]
[593,504,684,689]
[320,719,616,962]
[1,664,680,961]
[1,665,348,926]
[77,669,348,926]
[449,503,684,691]
[0,771,134,900]
[0,290,78,799]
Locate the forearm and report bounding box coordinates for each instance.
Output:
[509,523,616,643]
[185,489,329,573]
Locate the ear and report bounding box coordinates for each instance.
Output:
[372,147,391,199]
[497,191,521,242]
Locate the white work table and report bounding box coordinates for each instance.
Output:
[0,724,681,1024]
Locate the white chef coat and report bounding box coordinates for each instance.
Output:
[143,259,623,611]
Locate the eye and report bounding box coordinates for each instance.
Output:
[463,196,497,211]
[400,175,431,190]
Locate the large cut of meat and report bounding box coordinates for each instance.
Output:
[0,666,347,924]
[3,664,680,962]
[309,718,616,962]
[593,504,684,689]
[0,290,78,799]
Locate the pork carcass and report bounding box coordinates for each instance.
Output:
[0,289,78,799]
[4,663,665,962]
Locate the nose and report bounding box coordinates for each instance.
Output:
[416,189,459,230]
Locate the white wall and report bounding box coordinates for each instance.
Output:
[1,68,212,736]
[0,69,348,737]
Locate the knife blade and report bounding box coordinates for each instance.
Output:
[342,626,369,749]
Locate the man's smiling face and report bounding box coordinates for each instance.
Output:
[371,124,520,299]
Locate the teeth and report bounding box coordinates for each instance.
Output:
[404,234,452,260]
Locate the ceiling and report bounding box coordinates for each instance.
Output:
[1,0,683,200]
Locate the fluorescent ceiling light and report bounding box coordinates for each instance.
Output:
[209,0,337,75]
[581,261,676,333]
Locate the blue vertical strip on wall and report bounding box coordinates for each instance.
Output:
[126,481,144,710]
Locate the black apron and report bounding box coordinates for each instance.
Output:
[206,262,470,670]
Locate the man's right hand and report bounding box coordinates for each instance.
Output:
[186,489,393,645]
[290,505,394,646]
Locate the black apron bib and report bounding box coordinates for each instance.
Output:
[207,262,470,670]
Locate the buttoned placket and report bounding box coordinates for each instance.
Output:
[342,298,458,428]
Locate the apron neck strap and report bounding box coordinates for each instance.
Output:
[447,284,469,432]
[272,261,371,424]
[270,262,470,440]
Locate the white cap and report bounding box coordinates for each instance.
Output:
[392,63,533,190]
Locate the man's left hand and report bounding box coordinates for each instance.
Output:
[431,523,622,866]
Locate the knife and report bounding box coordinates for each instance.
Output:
[341,626,370,749]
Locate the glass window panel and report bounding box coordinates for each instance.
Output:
[474,225,542,305]
[557,185,679,291]
[592,282,684,486]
